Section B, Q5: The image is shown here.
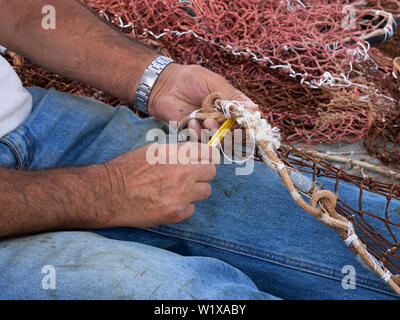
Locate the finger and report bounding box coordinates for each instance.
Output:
[245,104,259,112]
[188,120,218,143]
[179,204,196,221]
[216,78,259,111]
[192,164,217,182]
[197,143,221,165]
[188,119,202,140]
[178,142,221,165]
[203,119,219,129]
[190,182,212,202]
[230,91,259,113]
[228,89,257,105]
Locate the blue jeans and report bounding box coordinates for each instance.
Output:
[0,87,398,300]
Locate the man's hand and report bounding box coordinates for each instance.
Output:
[148,64,258,136]
[0,142,219,238]
[96,142,220,228]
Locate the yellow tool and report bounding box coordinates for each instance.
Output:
[208,118,236,148]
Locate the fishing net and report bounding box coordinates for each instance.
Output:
[3,0,400,295]
[84,0,400,162]
[277,144,400,294]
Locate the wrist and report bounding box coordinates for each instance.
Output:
[133,55,176,116]
[147,62,181,118]
[86,161,128,228]
[66,163,116,229]
[64,165,107,229]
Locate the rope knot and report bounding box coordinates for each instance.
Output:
[310,190,337,215]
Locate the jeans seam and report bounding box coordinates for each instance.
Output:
[148,226,397,297]
[0,137,22,168]
[23,129,35,167]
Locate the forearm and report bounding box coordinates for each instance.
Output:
[0,166,106,238]
[0,0,159,102]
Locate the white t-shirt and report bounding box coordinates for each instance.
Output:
[0,54,32,138]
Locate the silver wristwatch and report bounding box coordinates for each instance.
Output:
[134,56,175,115]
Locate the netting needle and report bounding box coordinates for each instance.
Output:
[208,118,236,148]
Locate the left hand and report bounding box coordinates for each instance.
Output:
[147,63,259,137]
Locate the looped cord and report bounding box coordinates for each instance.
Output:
[310,190,337,213]
[216,99,235,119]
[344,233,359,247]
[207,98,257,164]
[276,163,286,172]
[189,110,200,119]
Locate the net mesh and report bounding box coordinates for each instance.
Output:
[278,146,400,277]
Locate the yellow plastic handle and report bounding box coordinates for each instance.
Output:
[208,118,236,148]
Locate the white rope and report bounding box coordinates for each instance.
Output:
[213,100,257,164]
[100,10,399,103]
[382,270,393,283]
[189,109,200,119]
[139,25,373,89]
[233,106,281,150]
[345,234,359,247]
[139,26,384,90]
[217,138,254,164]
[276,163,286,172]
[212,99,282,164]
[216,100,235,119]
[345,222,361,247]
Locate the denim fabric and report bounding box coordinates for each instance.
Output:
[0,87,399,300]
[0,231,270,300]
[0,87,170,169]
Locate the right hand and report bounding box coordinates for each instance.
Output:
[94,142,220,228]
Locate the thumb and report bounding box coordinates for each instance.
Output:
[228,89,259,112]
[208,72,259,112]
